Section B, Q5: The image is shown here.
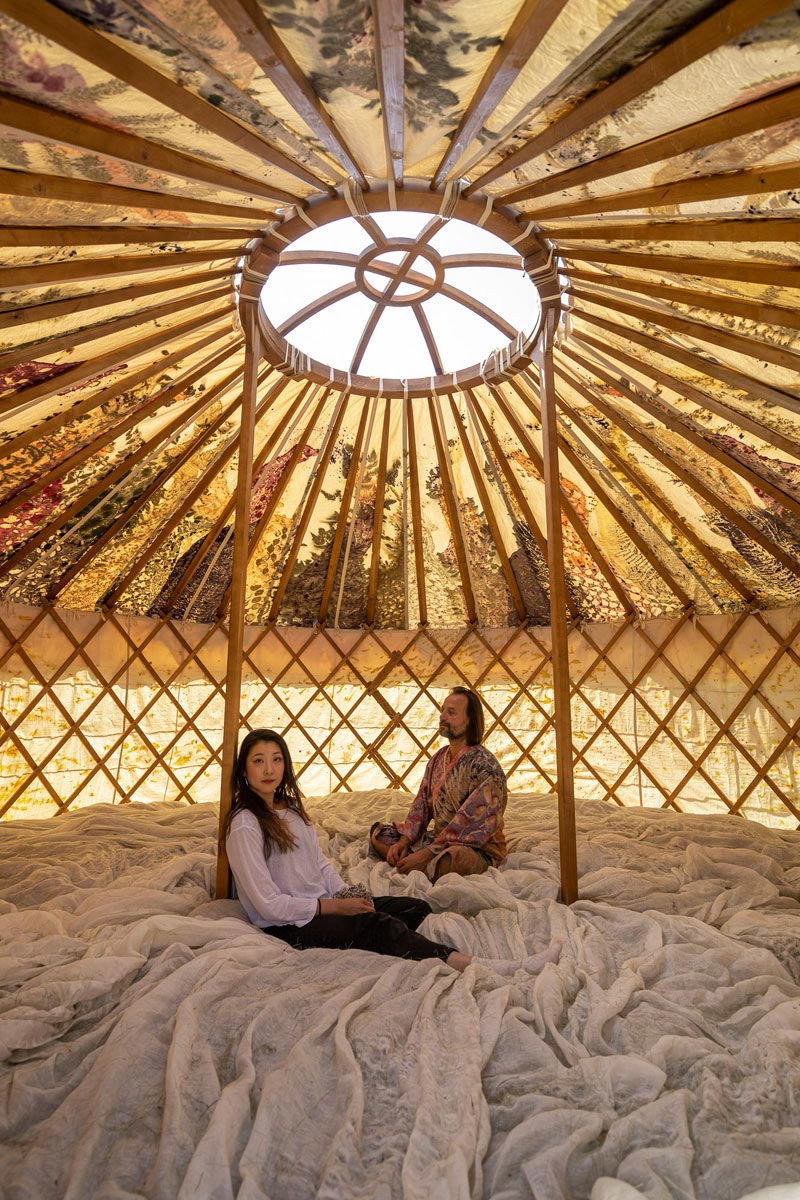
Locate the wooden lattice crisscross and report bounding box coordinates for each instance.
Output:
[1,602,798,828]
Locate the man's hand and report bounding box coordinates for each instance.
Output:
[395,847,434,875]
[386,835,411,866]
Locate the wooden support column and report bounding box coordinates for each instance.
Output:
[535,308,578,904]
[215,307,261,899]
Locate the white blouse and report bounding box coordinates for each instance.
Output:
[226,807,346,927]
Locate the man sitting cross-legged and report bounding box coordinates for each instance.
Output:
[370,687,507,882]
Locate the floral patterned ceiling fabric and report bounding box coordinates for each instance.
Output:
[0,0,799,631]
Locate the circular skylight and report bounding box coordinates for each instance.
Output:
[260,210,542,381]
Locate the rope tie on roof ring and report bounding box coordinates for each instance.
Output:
[476,195,493,227]
[344,181,370,220]
[387,175,397,210]
[243,265,271,284]
[403,378,409,399]
[288,345,312,376]
[509,220,536,246]
[346,369,352,388]
[295,204,318,230]
[525,245,556,279]
[269,225,292,245]
[437,180,460,221]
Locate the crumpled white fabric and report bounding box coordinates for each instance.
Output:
[1,792,799,1200]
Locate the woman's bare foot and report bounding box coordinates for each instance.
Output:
[446,951,473,972]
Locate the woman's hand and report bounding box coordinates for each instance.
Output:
[322,897,375,916]
[386,835,411,866]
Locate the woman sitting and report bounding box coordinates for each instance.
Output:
[224,728,561,976]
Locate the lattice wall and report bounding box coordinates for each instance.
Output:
[1,603,798,828]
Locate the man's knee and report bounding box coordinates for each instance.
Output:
[432,846,491,881]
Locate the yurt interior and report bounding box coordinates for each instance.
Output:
[2,1,800,1197]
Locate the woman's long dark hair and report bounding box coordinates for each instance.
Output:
[223,728,310,856]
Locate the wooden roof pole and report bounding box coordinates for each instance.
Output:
[216,308,261,900]
[371,0,405,187]
[535,309,578,904]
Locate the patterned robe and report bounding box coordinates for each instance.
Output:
[397,744,508,866]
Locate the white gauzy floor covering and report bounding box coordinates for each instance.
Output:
[1,791,800,1200]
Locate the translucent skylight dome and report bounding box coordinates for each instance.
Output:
[260,210,542,381]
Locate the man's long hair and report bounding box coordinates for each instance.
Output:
[223,728,310,856]
[450,687,484,746]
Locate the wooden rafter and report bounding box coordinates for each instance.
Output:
[211,383,328,620]
[501,83,800,205]
[1,342,240,505]
[523,161,800,221]
[568,286,800,376]
[488,381,634,613]
[574,331,800,461]
[0,286,233,374]
[45,367,248,603]
[567,269,800,331]
[0,249,236,290]
[371,0,405,187]
[0,304,234,418]
[2,335,236,461]
[427,395,478,623]
[548,218,800,243]
[571,308,800,415]
[318,397,372,623]
[266,393,349,623]
[509,373,692,608]
[1,345,244,587]
[0,92,299,206]
[350,218,442,372]
[465,386,572,614]
[278,283,362,336]
[0,362,237,522]
[405,398,428,626]
[413,304,443,375]
[366,397,392,626]
[446,393,527,619]
[558,347,800,520]
[0,268,231,329]
[208,0,364,186]
[0,226,249,248]
[157,371,296,616]
[278,250,522,273]
[99,373,284,611]
[557,245,800,286]
[467,0,796,192]
[3,0,326,191]
[0,168,274,222]
[550,364,754,600]
[439,284,517,338]
[555,359,800,578]
[432,0,568,188]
